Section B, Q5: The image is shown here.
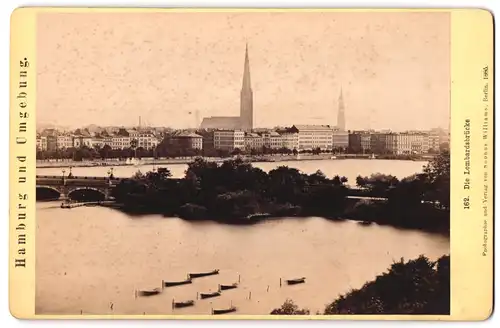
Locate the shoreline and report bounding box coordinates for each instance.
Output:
[37,154,449,236]
[36,154,431,169]
[48,200,449,236]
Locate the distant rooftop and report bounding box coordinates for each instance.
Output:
[200,116,241,130]
[292,124,333,131]
[174,132,203,138]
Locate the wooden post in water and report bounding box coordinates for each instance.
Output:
[196,292,199,300]
[161,279,164,290]
[249,291,252,300]
[267,285,270,292]
[172,299,174,310]
[280,278,282,287]
[238,274,241,283]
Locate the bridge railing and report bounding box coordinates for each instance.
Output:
[36,175,123,181]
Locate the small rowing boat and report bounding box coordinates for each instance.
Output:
[162,278,192,287]
[188,269,219,279]
[212,306,237,315]
[199,291,221,299]
[200,292,220,299]
[136,288,161,297]
[172,300,195,308]
[358,221,373,226]
[245,213,271,220]
[286,277,306,285]
[218,283,238,291]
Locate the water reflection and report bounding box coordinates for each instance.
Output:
[36,200,449,315]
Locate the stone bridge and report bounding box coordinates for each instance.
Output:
[36,175,124,200]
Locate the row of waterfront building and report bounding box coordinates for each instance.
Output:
[199,126,448,154]
[37,125,449,155]
[36,128,160,152]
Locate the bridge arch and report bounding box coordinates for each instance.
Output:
[36,186,61,193]
[36,186,62,201]
[67,187,107,201]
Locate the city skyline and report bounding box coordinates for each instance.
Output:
[37,12,450,131]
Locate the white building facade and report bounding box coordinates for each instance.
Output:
[214,130,245,151]
[56,135,74,149]
[244,133,263,150]
[394,132,426,155]
[111,136,131,150]
[278,130,299,151]
[292,125,333,151]
[332,129,349,149]
[73,136,93,148]
[36,136,48,151]
[137,133,159,150]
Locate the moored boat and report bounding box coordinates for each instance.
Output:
[136,288,161,297]
[286,277,306,285]
[199,291,221,299]
[212,306,237,315]
[172,300,195,308]
[359,220,373,226]
[218,283,238,291]
[245,213,271,220]
[188,269,219,279]
[162,278,192,287]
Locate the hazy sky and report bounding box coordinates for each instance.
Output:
[37,11,450,130]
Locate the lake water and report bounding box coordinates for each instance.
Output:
[37,159,428,186]
[35,159,449,315]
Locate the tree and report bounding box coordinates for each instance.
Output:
[231,148,242,156]
[268,166,306,203]
[99,145,112,159]
[136,147,146,159]
[132,170,144,180]
[308,170,327,185]
[324,255,450,315]
[355,173,399,195]
[271,299,310,315]
[202,147,218,157]
[387,173,426,208]
[217,149,230,158]
[422,151,450,209]
[130,138,138,158]
[423,151,450,183]
[149,167,172,180]
[332,175,348,186]
[74,146,94,161]
[439,142,450,152]
[213,190,261,219]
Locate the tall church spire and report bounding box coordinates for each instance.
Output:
[337,86,346,131]
[242,43,252,92]
[240,43,253,131]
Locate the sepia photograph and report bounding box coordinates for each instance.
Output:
[34,11,451,316]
